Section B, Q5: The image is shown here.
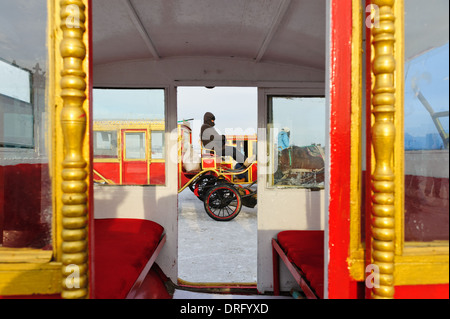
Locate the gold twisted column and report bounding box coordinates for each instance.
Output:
[59,0,89,299]
[370,0,396,299]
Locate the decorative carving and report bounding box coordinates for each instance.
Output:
[369,0,396,299]
[59,0,89,299]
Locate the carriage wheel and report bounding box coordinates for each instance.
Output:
[204,184,242,221]
[189,173,217,200]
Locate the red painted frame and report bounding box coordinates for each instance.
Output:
[327,0,359,299]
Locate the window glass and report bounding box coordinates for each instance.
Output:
[93,88,166,185]
[183,130,191,153]
[125,132,146,160]
[267,96,325,189]
[252,141,257,158]
[0,61,33,148]
[151,131,164,159]
[236,140,245,156]
[404,0,449,241]
[93,130,118,159]
[0,0,52,249]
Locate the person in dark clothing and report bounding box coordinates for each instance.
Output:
[200,112,255,167]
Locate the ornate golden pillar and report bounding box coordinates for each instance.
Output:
[59,0,89,299]
[369,0,396,299]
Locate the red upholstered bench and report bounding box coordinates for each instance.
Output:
[272,230,324,299]
[94,218,166,299]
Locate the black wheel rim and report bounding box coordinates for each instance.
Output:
[205,186,241,220]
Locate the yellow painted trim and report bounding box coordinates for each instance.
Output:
[150,159,166,163]
[349,0,364,255]
[393,0,405,256]
[94,158,120,163]
[147,128,150,183]
[93,169,116,185]
[123,130,148,161]
[349,252,449,285]
[395,254,449,285]
[0,248,52,264]
[49,0,62,265]
[0,262,62,296]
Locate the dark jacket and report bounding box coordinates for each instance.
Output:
[200,112,225,151]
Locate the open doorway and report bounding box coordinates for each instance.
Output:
[177,86,258,284]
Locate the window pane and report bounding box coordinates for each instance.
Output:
[267,97,325,188]
[93,130,118,159]
[151,131,164,159]
[0,0,52,249]
[125,132,146,160]
[0,61,33,148]
[93,89,166,185]
[404,0,449,241]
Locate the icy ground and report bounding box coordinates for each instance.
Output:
[177,187,258,283]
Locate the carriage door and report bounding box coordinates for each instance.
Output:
[121,129,148,185]
[257,88,326,292]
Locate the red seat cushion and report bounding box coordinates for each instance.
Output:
[94,218,164,299]
[277,230,324,298]
[278,230,324,252]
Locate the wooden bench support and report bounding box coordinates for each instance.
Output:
[126,234,166,299]
[272,238,319,299]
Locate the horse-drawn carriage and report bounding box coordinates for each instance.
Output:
[178,121,257,221]
[178,120,327,221]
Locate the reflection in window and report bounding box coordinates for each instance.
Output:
[125,132,146,160]
[404,0,449,242]
[0,60,33,148]
[93,88,166,185]
[0,1,52,249]
[267,97,325,189]
[151,131,164,159]
[93,130,118,159]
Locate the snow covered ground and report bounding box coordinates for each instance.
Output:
[177,187,258,283]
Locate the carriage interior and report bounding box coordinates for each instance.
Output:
[0,0,448,300]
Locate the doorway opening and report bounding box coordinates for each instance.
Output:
[177,86,258,285]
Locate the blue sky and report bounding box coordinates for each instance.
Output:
[404,43,449,135]
[404,42,449,149]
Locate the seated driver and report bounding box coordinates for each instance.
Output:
[200,112,255,168]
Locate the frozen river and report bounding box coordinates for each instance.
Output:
[177,187,258,283]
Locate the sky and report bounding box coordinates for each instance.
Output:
[93,88,165,121]
[177,87,257,146]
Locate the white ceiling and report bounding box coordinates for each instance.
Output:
[92,0,326,71]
